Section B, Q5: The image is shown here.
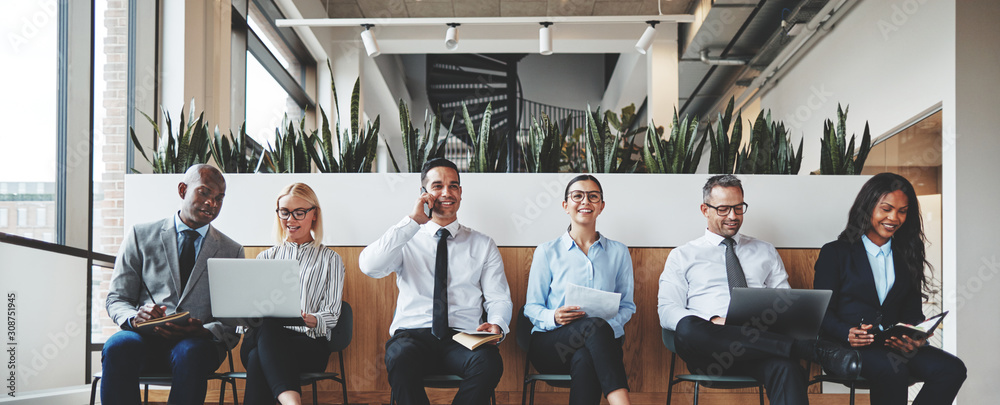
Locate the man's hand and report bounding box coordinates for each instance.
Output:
[554,306,586,325]
[132,304,166,327]
[409,193,435,225]
[848,324,876,347]
[886,333,928,354]
[302,311,318,328]
[476,322,502,345]
[710,316,726,325]
[154,317,208,340]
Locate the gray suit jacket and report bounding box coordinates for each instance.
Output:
[106,217,245,350]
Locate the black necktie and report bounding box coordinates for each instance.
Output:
[722,237,748,290]
[432,228,451,339]
[179,229,200,292]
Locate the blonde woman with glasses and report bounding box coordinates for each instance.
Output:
[240,183,345,405]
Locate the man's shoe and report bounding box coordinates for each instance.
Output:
[814,340,861,379]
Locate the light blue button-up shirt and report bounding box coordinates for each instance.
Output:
[524,232,636,338]
[861,234,895,304]
[174,212,209,260]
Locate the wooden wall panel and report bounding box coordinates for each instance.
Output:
[220,246,823,402]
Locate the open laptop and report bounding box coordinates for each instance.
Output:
[725,288,832,340]
[208,258,305,326]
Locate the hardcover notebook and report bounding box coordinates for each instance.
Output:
[873,311,948,345]
[453,331,501,350]
[134,311,191,334]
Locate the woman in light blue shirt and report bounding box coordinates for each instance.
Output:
[524,175,636,405]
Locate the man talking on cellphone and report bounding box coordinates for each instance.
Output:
[103,164,243,405]
[360,158,513,405]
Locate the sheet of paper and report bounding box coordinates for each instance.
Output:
[565,283,621,321]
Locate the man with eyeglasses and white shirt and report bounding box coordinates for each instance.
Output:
[359,158,512,405]
[657,174,861,405]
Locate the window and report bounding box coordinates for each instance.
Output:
[18,183,26,194]
[36,208,46,227]
[0,208,7,228]
[36,183,45,194]
[241,1,315,148]
[42,232,53,242]
[0,183,7,194]
[17,209,27,227]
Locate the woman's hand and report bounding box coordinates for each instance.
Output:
[553,306,586,325]
[848,324,875,347]
[886,334,927,354]
[302,311,318,328]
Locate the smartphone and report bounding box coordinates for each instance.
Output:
[421,187,432,219]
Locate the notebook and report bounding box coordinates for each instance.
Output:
[725,288,832,340]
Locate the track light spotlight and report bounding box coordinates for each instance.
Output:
[539,22,553,55]
[360,24,380,57]
[445,23,460,51]
[635,21,659,54]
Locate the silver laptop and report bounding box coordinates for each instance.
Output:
[208,258,304,325]
[725,288,832,340]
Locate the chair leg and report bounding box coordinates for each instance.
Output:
[232,378,240,405]
[491,391,496,405]
[850,383,856,405]
[692,382,700,405]
[521,379,528,405]
[143,384,149,405]
[312,382,319,404]
[529,380,537,405]
[89,376,100,405]
[218,379,226,405]
[758,384,765,405]
[339,351,349,405]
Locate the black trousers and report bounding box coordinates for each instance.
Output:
[674,315,808,405]
[528,317,629,405]
[857,344,966,405]
[240,320,331,405]
[385,328,503,405]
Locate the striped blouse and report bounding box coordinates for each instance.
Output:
[256,240,345,340]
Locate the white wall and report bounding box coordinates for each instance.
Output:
[759,0,954,174]
[124,173,868,249]
[519,54,605,109]
[0,243,87,399]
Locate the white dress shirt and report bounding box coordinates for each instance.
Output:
[257,240,345,339]
[359,216,513,336]
[658,229,790,331]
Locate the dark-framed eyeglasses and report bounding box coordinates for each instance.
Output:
[567,191,603,203]
[704,202,748,216]
[276,207,316,220]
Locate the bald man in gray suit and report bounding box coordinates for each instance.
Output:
[102,164,244,405]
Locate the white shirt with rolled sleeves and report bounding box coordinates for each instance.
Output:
[359,216,513,336]
[657,230,790,331]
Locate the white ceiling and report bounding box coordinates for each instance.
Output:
[318,0,696,18]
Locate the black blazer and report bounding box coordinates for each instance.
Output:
[813,239,924,345]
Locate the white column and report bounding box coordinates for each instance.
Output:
[646,23,679,129]
[953,0,1000,403]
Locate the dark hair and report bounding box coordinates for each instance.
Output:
[564,175,604,201]
[838,172,930,297]
[702,174,743,203]
[420,158,460,187]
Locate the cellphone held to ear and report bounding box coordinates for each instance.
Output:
[421,187,433,219]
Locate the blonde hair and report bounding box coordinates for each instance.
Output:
[273,183,324,244]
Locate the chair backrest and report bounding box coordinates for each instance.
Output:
[327,301,353,352]
[515,306,533,352]
[662,328,677,353]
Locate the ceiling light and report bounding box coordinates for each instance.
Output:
[539,22,553,55]
[635,21,659,54]
[360,24,380,57]
[445,23,460,51]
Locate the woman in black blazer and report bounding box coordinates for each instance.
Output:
[814,173,965,405]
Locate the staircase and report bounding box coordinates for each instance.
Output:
[426,54,526,170]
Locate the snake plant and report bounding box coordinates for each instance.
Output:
[209,123,263,173]
[584,104,641,173]
[642,109,706,173]
[308,67,382,173]
[386,99,452,173]
[706,97,743,174]
[259,115,313,173]
[129,100,212,173]
[522,113,564,173]
[819,104,871,175]
[462,102,508,173]
[735,110,803,174]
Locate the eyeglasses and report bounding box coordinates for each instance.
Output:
[567,191,603,203]
[704,202,748,216]
[276,207,316,220]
